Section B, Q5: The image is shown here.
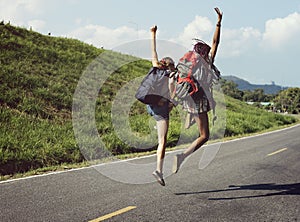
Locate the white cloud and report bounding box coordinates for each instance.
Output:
[262,12,300,49]
[0,0,45,26]
[69,15,263,60]
[175,15,213,48]
[172,15,262,58]
[220,27,261,57]
[172,12,300,60]
[68,24,148,48]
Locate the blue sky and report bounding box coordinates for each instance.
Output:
[1,0,300,87]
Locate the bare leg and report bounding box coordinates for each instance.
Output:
[183,112,209,157]
[156,119,169,173]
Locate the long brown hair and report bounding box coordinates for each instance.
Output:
[194,40,211,60]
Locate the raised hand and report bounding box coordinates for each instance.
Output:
[214,7,223,23]
[150,25,157,33]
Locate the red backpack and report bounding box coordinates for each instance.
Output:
[173,40,221,102]
[174,51,201,100]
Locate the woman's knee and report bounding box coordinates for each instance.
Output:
[198,133,209,143]
[202,134,209,143]
[158,137,167,147]
[197,127,209,142]
[204,130,210,140]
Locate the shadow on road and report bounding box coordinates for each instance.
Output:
[175,182,300,200]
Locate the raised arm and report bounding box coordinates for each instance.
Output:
[210,7,223,63]
[150,25,160,67]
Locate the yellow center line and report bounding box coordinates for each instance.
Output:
[267,148,288,156]
[89,206,137,222]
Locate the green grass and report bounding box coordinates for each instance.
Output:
[0,23,298,179]
[225,96,297,136]
[0,106,80,175]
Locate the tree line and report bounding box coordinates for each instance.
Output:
[220,79,300,114]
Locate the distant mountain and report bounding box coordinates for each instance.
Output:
[222,75,287,94]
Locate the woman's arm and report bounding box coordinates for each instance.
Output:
[210,7,223,63]
[151,25,160,67]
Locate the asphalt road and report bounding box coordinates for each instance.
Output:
[1,124,300,222]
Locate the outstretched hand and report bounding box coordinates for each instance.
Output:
[214,7,223,22]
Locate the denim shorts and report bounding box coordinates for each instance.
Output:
[146,103,169,121]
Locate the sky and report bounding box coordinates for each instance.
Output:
[1,0,300,87]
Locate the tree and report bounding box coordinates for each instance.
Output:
[220,79,243,100]
[243,89,274,102]
[274,88,300,113]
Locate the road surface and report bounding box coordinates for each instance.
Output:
[1,125,300,221]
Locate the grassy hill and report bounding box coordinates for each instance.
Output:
[0,23,297,178]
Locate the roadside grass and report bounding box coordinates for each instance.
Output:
[2,120,298,182]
